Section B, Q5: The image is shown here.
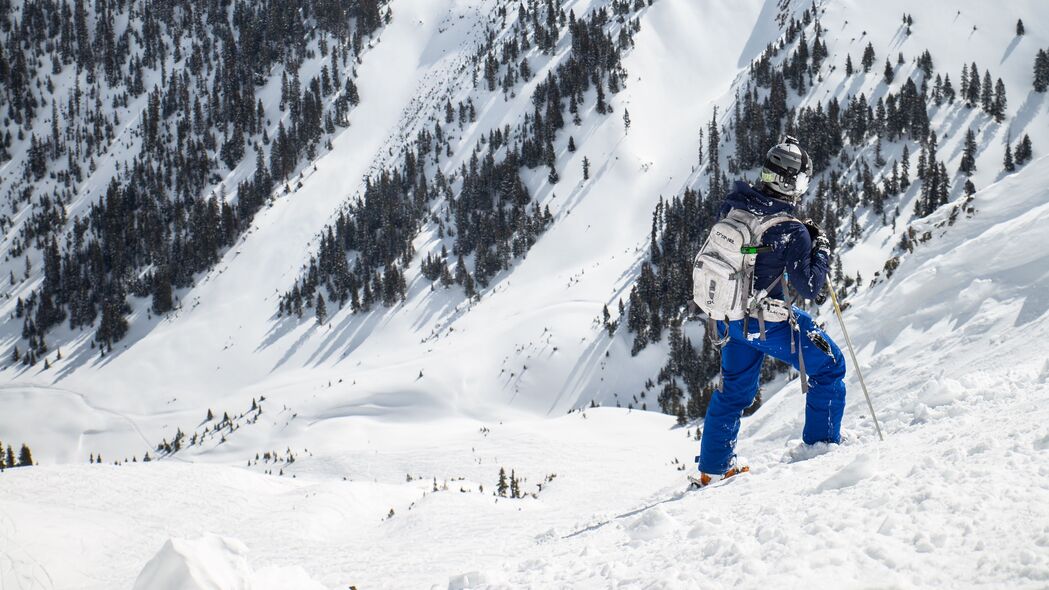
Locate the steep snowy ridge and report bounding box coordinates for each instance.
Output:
[3,0,1049,587]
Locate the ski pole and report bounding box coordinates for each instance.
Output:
[826,277,885,441]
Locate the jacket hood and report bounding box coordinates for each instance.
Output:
[723,181,796,216]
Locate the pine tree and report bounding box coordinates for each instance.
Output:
[960,65,970,102]
[882,59,894,84]
[315,292,327,324]
[1016,19,1025,36]
[1003,143,1015,172]
[623,109,631,133]
[861,42,876,73]
[943,74,956,103]
[980,70,993,112]
[1015,134,1033,165]
[6,445,15,468]
[900,144,911,189]
[992,78,1007,123]
[1035,50,1049,92]
[959,128,977,176]
[510,469,520,498]
[968,63,981,106]
[845,54,854,76]
[497,467,508,497]
[932,74,944,106]
[567,136,576,152]
[936,162,950,209]
[0,439,4,469]
[152,270,173,315]
[582,156,590,180]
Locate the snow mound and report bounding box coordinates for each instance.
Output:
[133,534,327,590]
[1039,359,1049,384]
[448,571,489,590]
[815,453,877,493]
[625,506,678,542]
[782,440,837,463]
[917,378,969,408]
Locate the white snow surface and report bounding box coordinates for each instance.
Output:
[3,0,1049,588]
[132,534,327,590]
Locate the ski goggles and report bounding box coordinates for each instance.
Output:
[760,167,810,196]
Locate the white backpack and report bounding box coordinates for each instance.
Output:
[692,209,797,324]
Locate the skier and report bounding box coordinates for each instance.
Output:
[691,138,846,488]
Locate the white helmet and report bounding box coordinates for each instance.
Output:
[759,136,811,201]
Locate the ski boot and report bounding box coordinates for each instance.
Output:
[688,463,749,489]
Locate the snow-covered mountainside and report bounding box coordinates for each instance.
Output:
[3,0,1049,587]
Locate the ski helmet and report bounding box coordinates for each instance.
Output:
[759,136,811,201]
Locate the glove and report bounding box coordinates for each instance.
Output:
[802,219,821,242]
[813,234,831,256]
[803,219,830,256]
[814,283,828,306]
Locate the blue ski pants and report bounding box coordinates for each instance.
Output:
[698,307,847,475]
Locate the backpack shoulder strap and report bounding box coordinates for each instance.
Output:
[738,212,799,249]
[724,208,758,224]
[754,212,799,238]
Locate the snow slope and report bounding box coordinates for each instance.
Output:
[4,151,1049,588]
[3,0,1049,587]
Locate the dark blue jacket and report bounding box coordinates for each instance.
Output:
[718,181,829,301]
